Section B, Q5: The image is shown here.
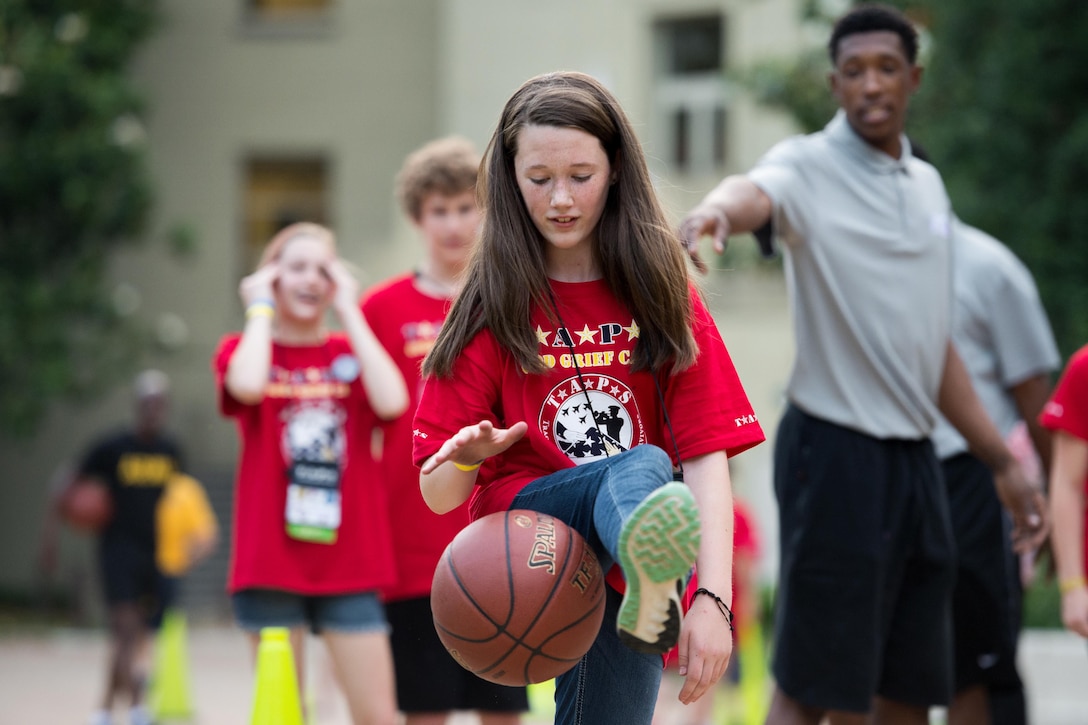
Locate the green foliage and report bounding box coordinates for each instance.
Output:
[1022,561,1064,629]
[0,1,158,437]
[907,0,1088,359]
[736,48,837,135]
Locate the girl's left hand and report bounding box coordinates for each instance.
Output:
[674,599,734,705]
[239,262,279,308]
[325,258,360,313]
[421,420,529,474]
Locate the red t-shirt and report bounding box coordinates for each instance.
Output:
[362,274,473,602]
[213,333,396,595]
[730,498,760,629]
[1039,343,1088,577]
[412,279,765,520]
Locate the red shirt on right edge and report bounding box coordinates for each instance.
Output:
[1039,343,1088,577]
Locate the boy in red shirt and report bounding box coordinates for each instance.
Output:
[363,136,529,723]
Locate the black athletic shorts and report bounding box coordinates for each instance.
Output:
[386,595,529,714]
[943,452,1024,694]
[98,534,175,629]
[771,405,956,712]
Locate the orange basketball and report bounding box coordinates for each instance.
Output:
[431,509,606,686]
[60,480,114,533]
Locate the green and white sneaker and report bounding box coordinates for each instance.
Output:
[616,482,701,655]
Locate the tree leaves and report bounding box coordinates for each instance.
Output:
[910,0,1088,358]
[0,1,157,437]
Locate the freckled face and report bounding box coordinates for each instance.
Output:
[514,124,612,265]
[274,234,335,323]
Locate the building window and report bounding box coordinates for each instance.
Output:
[248,0,330,16]
[241,0,333,35]
[242,157,329,274]
[653,14,729,175]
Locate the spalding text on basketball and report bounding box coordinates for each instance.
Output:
[527,515,557,575]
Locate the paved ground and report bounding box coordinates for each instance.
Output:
[0,625,1085,724]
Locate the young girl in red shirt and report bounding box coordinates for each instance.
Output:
[214,222,407,725]
[412,72,764,725]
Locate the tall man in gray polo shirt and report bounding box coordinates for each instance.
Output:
[678,4,1048,725]
[931,215,1059,725]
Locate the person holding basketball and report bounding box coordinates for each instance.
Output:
[213,222,408,725]
[413,71,765,725]
[363,136,529,724]
[677,4,1048,724]
[39,370,184,725]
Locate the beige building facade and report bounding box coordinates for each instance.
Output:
[2,0,807,613]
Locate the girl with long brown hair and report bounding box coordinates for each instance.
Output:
[413,72,764,725]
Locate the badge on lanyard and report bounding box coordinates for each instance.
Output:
[285,460,342,544]
[282,400,345,544]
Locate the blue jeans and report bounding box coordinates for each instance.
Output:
[511,444,675,725]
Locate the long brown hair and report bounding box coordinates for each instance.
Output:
[424,71,698,378]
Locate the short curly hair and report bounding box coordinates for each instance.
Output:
[829,2,919,65]
[395,136,480,221]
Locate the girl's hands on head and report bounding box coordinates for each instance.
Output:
[239,262,279,307]
[421,420,529,474]
[324,258,361,315]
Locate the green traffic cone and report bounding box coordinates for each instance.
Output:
[150,608,194,721]
[250,627,304,725]
[527,678,556,722]
[737,619,769,725]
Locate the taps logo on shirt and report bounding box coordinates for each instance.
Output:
[539,374,645,464]
[281,400,347,468]
[401,319,442,359]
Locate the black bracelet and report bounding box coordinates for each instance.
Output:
[693,587,735,632]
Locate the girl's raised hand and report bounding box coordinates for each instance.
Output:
[239,263,278,307]
[421,420,529,475]
[324,258,360,314]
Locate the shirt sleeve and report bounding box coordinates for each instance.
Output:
[987,258,1061,387]
[662,293,765,463]
[78,439,113,481]
[212,334,245,418]
[747,136,804,211]
[1040,345,1088,442]
[412,332,504,467]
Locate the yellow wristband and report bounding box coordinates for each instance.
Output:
[452,460,483,472]
[1059,575,1087,594]
[246,302,275,320]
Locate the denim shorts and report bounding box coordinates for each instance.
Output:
[231,589,389,636]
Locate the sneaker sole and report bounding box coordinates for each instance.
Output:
[616,482,701,654]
